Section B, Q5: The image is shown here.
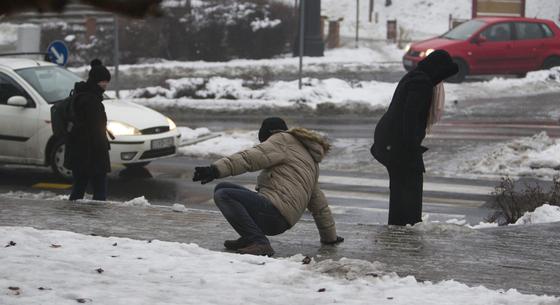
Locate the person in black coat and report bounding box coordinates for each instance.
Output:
[371,50,458,226]
[65,59,111,201]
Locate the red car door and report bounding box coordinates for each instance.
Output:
[512,22,548,72]
[469,22,515,74]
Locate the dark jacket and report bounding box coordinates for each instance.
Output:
[64,81,111,174]
[371,50,458,172]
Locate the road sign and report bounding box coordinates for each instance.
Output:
[46,40,69,66]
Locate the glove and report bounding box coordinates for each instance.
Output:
[321,235,344,245]
[192,166,218,184]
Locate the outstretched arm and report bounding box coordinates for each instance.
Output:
[308,184,340,243]
[212,133,287,179]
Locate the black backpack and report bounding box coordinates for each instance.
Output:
[50,90,80,138]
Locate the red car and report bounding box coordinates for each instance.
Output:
[403,17,560,82]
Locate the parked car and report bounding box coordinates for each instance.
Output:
[0,57,180,178]
[403,17,560,82]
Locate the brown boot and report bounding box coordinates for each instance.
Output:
[237,243,275,257]
[224,238,251,250]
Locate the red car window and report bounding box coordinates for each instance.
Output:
[481,23,512,42]
[540,24,555,38]
[514,22,545,40]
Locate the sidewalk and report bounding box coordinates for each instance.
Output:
[1,197,559,297]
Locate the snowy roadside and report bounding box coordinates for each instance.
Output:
[177,128,560,180]
[450,132,560,180]
[106,67,560,114]
[1,226,558,305]
[72,46,403,87]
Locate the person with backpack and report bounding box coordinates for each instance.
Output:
[192,117,344,256]
[370,50,458,226]
[64,59,112,201]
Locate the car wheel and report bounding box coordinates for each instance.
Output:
[446,59,468,83]
[542,56,560,70]
[50,140,73,180]
[123,162,151,169]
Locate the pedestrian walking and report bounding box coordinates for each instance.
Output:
[193,117,344,256]
[371,50,458,226]
[65,59,112,201]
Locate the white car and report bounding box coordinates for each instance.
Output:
[0,57,180,178]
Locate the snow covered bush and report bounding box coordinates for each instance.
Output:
[488,176,560,225]
[176,0,295,61]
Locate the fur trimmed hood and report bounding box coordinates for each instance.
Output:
[287,127,330,163]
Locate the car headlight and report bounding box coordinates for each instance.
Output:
[166,117,177,130]
[107,121,141,136]
[421,48,435,58]
[404,43,411,53]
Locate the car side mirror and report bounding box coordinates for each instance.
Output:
[472,35,487,44]
[7,96,29,107]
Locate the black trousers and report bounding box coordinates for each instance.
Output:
[386,166,423,226]
[69,169,107,201]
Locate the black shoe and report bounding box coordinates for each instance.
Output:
[224,238,251,250]
[237,243,275,257]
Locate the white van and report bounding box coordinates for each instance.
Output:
[0,57,180,178]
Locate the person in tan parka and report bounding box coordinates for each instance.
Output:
[193,117,344,256]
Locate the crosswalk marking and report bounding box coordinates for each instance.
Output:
[323,189,485,208]
[32,183,72,190]
[319,175,494,196]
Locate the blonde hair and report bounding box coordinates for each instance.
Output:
[427,82,445,133]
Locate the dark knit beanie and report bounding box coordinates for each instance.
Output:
[258,117,288,142]
[88,59,111,83]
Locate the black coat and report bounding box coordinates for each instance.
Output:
[64,81,111,174]
[371,50,459,172]
[371,70,433,172]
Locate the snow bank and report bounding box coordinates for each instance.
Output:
[70,46,403,81]
[513,204,560,225]
[0,192,153,208]
[124,67,560,113]
[459,132,560,179]
[418,204,560,230]
[447,67,560,102]
[179,130,257,158]
[1,227,557,305]
[128,77,395,112]
[0,191,69,201]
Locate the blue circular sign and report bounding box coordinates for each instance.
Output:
[46,40,69,66]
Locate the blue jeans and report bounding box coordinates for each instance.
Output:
[213,182,290,245]
[69,170,108,201]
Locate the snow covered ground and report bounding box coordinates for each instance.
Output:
[116,67,560,114]
[321,0,560,41]
[456,132,560,180]
[1,226,559,305]
[177,126,560,181]
[73,46,403,83]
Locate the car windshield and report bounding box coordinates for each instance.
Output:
[442,20,486,40]
[15,66,82,104]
